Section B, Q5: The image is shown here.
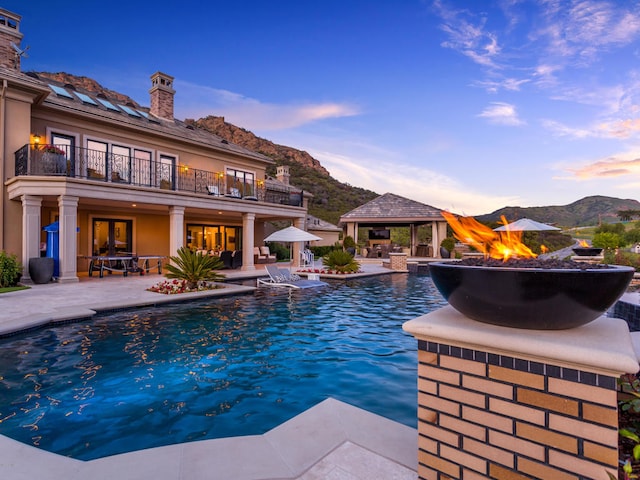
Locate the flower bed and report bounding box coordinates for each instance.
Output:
[147,279,221,294]
[297,268,361,275]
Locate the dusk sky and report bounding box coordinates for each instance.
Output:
[6,1,640,215]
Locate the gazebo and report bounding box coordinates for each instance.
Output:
[339,193,449,257]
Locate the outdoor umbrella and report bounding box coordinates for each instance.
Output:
[264,226,322,268]
[493,218,560,232]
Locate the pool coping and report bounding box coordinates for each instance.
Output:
[0,398,417,480]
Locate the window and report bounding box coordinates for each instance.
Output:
[158,155,175,189]
[186,224,241,252]
[132,149,152,186]
[96,97,120,112]
[86,140,108,179]
[50,133,74,173]
[111,145,131,183]
[225,168,255,198]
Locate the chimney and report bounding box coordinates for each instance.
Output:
[276,165,290,185]
[149,71,175,120]
[0,9,23,71]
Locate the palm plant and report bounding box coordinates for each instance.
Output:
[164,247,225,289]
[322,249,360,273]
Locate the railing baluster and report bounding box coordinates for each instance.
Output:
[13,143,296,206]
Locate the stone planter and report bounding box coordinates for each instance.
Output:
[29,257,54,284]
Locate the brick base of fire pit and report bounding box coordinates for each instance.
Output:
[403,306,639,479]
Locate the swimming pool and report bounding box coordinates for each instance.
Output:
[0,274,446,460]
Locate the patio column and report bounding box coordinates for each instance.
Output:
[410,224,418,256]
[241,212,255,271]
[169,206,185,258]
[58,195,79,283]
[403,308,636,479]
[293,218,305,267]
[345,222,357,244]
[433,221,448,258]
[21,194,42,282]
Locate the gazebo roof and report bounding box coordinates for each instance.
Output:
[339,193,445,225]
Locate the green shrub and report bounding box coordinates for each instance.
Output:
[322,250,360,273]
[440,237,456,253]
[343,235,356,249]
[609,250,640,271]
[0,251,21,288]
[165,247,225,289]
[266,242,290,260]
[593,232,624,249]
[309,245,335,258]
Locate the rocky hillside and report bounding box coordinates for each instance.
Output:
[477,195,640,227]
[189,116,378,225]
[191,116,329,175]
[35,72,138,106]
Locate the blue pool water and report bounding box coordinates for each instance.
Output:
[0,274,446,460]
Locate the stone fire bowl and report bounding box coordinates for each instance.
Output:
[572,247,603,256]
[428,262,634,330]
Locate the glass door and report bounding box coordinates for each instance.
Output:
[92,219,132,256]
[50,132,75,176]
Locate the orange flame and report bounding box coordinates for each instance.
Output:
[578,239,589,247]
[442,212,537,261]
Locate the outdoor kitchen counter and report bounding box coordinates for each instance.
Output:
[403,305,639,376]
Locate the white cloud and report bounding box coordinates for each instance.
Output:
[474,77,530,93]
[477,102,524,126]
[555,148,640,180]
[173,80,360,131]
[308,148,518,216]
[433,0,502,69]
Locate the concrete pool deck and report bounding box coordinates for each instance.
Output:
[0,263,417,479]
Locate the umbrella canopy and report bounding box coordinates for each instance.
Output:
[264,226,322,242]
[494,218,560,232]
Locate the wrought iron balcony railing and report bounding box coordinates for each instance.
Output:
[14,144,303,207]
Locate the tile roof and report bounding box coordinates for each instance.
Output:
[307,214,341,232]
[339,192,444,223]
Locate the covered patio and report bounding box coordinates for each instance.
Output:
[339,193,449,258]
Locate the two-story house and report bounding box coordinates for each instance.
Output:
[0,8,309,283]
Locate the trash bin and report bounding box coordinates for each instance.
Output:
[43,221,59,277]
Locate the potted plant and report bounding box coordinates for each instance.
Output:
[440,237,455,258]
[40,144,66,174]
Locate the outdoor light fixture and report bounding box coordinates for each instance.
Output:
[32,134,41,144]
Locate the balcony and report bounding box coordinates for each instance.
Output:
[14,144,303,206]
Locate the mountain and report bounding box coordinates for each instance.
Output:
[189,116,379,225]
[192,116,329,175]
[37,72,640,229]
[477,195,640,227]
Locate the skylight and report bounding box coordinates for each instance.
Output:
[136,110,149,118]
[49,84,74,99]
[96,98,120,112]
[74,92,98,106]
[118,105,141,117]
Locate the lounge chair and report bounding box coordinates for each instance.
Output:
[260,246,277,263]
[258,265,328,289]
[254,247,268,264]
